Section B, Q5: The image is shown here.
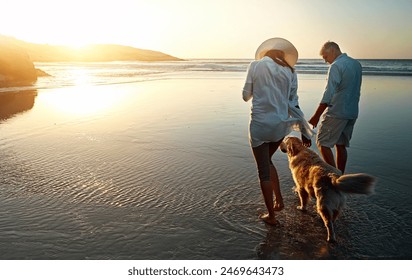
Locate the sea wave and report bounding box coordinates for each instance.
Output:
[1,59,411,93]
[296,59,412,76]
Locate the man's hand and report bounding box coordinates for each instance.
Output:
[308,115,320,128]
[309,103,328,128]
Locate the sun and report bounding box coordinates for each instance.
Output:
[66,42,91,50]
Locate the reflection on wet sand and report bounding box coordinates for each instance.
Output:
[0,76,411,259]
[0,90,37,121]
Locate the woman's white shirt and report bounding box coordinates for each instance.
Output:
[242,57,313,147]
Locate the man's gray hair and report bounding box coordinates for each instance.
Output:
[320,41,341,55]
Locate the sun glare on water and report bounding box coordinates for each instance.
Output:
[42,86,121,117]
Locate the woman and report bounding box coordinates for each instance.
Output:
[242,38,312,225]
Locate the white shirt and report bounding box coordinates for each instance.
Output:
[242,56,313,147]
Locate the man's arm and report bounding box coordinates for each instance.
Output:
[309,103,328,128]
[309,64,339,126]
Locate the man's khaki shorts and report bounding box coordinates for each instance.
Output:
[316,116,356,148]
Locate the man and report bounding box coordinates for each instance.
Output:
[309,41,362,174]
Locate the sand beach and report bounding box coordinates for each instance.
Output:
[0,61,411,259]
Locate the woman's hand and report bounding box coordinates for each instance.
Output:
[302,135,312,147]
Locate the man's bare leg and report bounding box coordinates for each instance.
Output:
[319,145,336,168]
[336,144,347,173]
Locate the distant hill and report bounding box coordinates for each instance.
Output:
[0,36,38,86]
[1,35,183,86]
[0,35,182,62]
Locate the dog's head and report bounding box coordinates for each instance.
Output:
[280,137,305,157]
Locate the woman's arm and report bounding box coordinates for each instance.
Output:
[242,83,253,101]
[242,61,255,102]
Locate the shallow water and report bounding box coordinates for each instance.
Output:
[0,73,411,259]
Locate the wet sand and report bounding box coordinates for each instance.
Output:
[0,72,411,259]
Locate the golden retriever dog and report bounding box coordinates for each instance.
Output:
[280,136,376,242]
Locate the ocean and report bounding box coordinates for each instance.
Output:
[1,59,412,93]
[0,59,411,260]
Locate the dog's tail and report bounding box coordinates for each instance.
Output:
[330,173,376,195]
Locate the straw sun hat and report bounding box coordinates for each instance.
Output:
[255,37,299,67]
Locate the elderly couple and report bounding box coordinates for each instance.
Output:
[242,38,362,225]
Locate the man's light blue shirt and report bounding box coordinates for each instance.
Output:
[321,53,362,119]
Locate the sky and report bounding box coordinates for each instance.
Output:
[1,0,412,59]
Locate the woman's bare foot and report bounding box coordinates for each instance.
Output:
[259,213,278,225]
[274,202,284,211]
